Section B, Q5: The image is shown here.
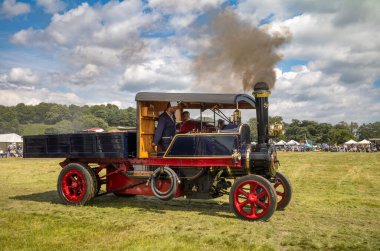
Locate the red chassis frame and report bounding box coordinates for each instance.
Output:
[59,157,242,197]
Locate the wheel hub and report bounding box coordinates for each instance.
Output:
[72,181,78,188]
[248,194,257,202]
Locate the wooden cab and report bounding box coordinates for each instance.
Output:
[135,92,256,159]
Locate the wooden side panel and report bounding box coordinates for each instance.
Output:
[138,101,167,158]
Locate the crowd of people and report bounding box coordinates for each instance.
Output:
[326,144,379,152]
[277,144,379,152]
[0,143,23,158]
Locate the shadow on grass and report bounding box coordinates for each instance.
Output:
[10,190,235,219]
[10,191,61,204]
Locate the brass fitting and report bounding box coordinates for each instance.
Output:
[232,149,242,164]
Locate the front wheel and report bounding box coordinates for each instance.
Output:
[57,163,96,205]
[229,175,277,221]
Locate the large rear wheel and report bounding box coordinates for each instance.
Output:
[57,163,96,205]
[274,172,292,210]
[229,175,277,221]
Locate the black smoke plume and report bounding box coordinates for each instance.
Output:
[193,10,292,92]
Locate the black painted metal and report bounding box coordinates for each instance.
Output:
[253,82,270,145]
[165,134,239,157]
[23,132,137,158]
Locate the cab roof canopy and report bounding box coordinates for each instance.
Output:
[135,92,256,109]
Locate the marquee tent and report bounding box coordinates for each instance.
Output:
[287,140,300,146]
[275,140,287,146]
[358,139,371,145]
[0,133,23,143]
[344,139,357,145]
[0,133,23,152]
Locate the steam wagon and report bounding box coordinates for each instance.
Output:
[23,82,292,221]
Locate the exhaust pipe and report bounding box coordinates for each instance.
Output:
[252,82,270,146]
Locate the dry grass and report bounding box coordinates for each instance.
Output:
[0,153,379,250]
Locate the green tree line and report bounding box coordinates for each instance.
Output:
[0,103,379,144]
[247,116,380,145]
[0,103,136,135]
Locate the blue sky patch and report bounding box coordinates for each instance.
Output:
[374,78,380,88]
[277,59,309,72]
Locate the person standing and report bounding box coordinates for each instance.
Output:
[152,102,178,151]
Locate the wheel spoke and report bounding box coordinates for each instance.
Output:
[238,188,249,198]
[238,200,249,210]
[250,182,258,193]
[68,188,75,196]
[274,182,281,188]
[69,176,76,182]
[256,200,268,210]
[256,190,267,199]
[77,188,82,195]
[277,191,285,197]
[250,203,257,217]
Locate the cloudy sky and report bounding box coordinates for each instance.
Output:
[0,0,379,124]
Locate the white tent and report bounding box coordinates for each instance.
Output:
[358,139,371,145]
[0,133,23,152]
[344,139,357,145]
[0,133,23,143]
[275,140,287,146]
[287,140,300,146]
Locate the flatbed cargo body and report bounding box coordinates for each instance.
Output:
[23,132,137,159]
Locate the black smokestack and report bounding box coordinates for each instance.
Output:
[253,82,270,145]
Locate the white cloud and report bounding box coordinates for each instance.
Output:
[236,0,289,26]
[68,64,100,85]
[169,14,196,29]
[4,0,380,123]
[11,1,156,69]
[78,64,99,78]
[0,88,81,106]
[120,46,192,93]
[271,66,380,123]
[236,0,380,82]
[0,67,39,87]
[0,0,30,18]
[10,28,34,44]
[8,67,39,85]
[148,0,223,14]
[277,12,380,87]
[36,0,66,14]
[233,0,380,123]
[148,0,223,30]
[86,100,123,108]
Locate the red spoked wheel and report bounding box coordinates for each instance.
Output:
[229,175,277,221]
[57,163,96,205]
[274,171,292,210]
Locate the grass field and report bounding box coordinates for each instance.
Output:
[0,153,379,250]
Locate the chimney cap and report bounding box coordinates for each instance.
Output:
[253,82,269,91]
